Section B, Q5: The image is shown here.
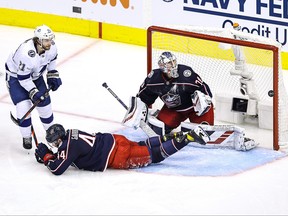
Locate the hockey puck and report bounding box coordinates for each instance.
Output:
[268,90,274,97]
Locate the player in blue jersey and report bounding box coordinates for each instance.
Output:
[34,123,212,175]
[5,25,62,149]
[135,51,214,135]
[35,123,258,175]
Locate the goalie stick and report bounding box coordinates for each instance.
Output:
[102,82,157,137]
[10,87,52,126]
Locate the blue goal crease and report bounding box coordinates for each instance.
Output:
[116,128,288,177]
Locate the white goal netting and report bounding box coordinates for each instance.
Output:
[147,25,288,150]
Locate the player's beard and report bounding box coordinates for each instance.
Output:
[42,44,51,51]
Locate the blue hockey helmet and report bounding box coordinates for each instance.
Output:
[46,124,66,147]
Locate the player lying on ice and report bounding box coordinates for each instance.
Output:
[35,100,258,176]
[34,123,211,175]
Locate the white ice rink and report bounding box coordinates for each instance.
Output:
[0,25,288,215]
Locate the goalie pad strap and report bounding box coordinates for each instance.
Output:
[181,122,246,149]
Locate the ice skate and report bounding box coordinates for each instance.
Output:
[186,126,210,145]
[23,137,32,149]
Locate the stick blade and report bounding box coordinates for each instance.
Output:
[10,111,20,125]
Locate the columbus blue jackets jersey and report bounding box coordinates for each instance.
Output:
[137,64,212,112]
[46,129,115,175]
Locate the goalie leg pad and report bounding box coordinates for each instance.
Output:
[147,115,165,136]
[181,123,258,151]
[234,135,259,151]
[181,122,199,132]
[231,125,259,151]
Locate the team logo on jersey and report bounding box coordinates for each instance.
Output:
[28,50,36,57]
[148,70,154,78]
[161,92,181,108]
[183,69,192,77]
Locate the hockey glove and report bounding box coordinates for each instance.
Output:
[35,142,55,165]
[191,90,212,116]
[29,88,45,105]
[47,70,62,91]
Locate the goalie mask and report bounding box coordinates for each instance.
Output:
[46,124,66,147]
[158,52,179,78]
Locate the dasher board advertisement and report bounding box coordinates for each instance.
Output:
[153,0,288,51]
[0,0,145,28]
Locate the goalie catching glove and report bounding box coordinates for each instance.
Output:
[191,90,212,116]
[122,96,148,129]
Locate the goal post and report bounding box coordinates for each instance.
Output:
[147,25,288,151]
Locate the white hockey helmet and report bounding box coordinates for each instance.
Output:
[158,52,178,78]
[34,25,55,41]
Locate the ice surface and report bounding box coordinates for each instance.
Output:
[1,25,288,215]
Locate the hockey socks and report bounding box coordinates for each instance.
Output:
[145,134,189,163]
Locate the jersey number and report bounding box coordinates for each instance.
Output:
[79,134,96,147]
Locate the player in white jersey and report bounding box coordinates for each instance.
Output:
[5,25,62,149]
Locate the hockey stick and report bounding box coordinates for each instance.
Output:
[31,125,39,147]
[10,87,52,126]
[102,82,157,137]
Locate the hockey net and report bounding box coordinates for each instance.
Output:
[147,25,288,151]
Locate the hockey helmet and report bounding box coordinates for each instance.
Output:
[34,25,55,41]
[46,124,66,146]
[158,52,179,78]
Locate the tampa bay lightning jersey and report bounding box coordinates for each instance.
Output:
[5,38,58,92]
[137,64,212,112]
[46,129,115,175]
